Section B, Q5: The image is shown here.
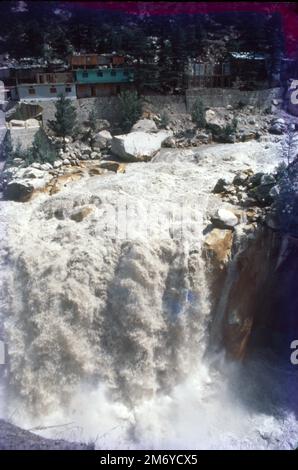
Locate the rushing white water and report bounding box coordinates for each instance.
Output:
[1,141,298,449]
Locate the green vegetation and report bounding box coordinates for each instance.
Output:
[118,90,142,132]
[48,94,78,146]
[5,129,57,168]
[191,98,206,128]
[160,111,170,128]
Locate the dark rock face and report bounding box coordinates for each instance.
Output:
[3,181,34,202]
[207,227,298,363]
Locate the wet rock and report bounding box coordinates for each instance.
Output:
[203,228,234,270]
[247,172,264,188]
[205,109,226,133]
[111,130,173,162]
[70,206,93,222]
[261,174,276,186]
[99,161,126,173]
[4,180,34,202]
[94,119,110,132]
[211,208,239,229]
[131,119,158,133]
[93,130,112,149]
[213,178,228,194]
[248,184,274,206]
[162,136,176,148]
[233,172,249,186]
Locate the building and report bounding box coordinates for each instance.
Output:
[185,59,231,88]
[229,52,269,88]
[69,53,126,70]
[16,83,76,102]
[35,72,73,84]
[75,68,134,97]
[185,52,270,89]
[1,52,135,102]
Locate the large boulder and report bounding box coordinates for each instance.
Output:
[205,109,226,133]
[99,160,126,173]
[93,130,112,149]
[9,119,26,128]
[111,130,173,162]
[4,180,34,202]
[94,119,111,132]
[203,228,234,270]
[211,208,239,229]
[3,166,52,202]
[131,119,158,133]
[25,118,40,128]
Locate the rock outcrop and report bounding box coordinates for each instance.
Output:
[111,130,173,162]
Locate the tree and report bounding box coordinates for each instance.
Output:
[118,91,142,132]
[48,94,78,147]
[26,128,57,165]
[2,131,13,163]
[191,99,206,128]
[88,107,98,133]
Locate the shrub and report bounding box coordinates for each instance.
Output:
[48,93,78,145]
[160,111,170,128]
[191,98,206,128]
[88,107,98,133]
[118,90,142,132]
[27,128,57,165]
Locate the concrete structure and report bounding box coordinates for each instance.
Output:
[16,83,76,102]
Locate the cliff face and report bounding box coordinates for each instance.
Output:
[204,224,298,362]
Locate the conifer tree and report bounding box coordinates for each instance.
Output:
[48,94,78,147]
[28,127,57,164]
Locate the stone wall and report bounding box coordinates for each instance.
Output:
[37,95,188,130]
[186,87,283,111]
[25,88,283,133]
[40,97,120,129]
[10,127,39,151]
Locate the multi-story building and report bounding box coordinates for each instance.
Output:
[75,68,134,97]
[1,52,134,102]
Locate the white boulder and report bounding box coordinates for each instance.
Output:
[211,208,239,229]
[111,130,173,162]
[93,130,112,149]
[131,119,158,133]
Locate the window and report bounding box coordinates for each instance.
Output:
[123,69,129,76]
[97,70,103,77]
[65,86,72,93]
[110,70,116,76]
[82,71,88,78]
[28,87,35,95]
[50,87,57,94]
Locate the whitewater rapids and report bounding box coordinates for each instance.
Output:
[0,141,298,449]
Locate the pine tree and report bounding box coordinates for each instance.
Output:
[28,128,57,165]
[48,94,78,147]
[118,91,142,132]
[191,99,206,128]
[2,131,13,163]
